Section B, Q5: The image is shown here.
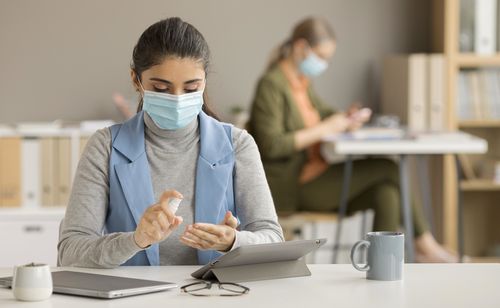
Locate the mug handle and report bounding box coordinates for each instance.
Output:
[350,240,370,272]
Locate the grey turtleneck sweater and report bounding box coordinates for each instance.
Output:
[58,113,284,268]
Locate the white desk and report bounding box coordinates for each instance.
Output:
[1,264,499,308]
[321,131,487,156]
[321,131,488,262]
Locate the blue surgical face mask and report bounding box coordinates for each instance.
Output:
[141,88,204,130]
[299,50,328,77]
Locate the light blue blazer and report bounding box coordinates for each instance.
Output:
[106,111,236,265]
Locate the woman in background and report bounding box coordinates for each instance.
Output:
[248,16,457,262]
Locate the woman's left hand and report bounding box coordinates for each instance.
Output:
[180,211,238,252]
[346,103,371,131]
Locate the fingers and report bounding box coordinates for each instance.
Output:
[139,216,179,245]
[191,223,225,237]
[346,105,360,116]
[159,190,183,222]
[180,223,236,251]
[144,207,170,233]
[327,113,350,131]
[169,216,183,231]
[135,200,184,248]
[348,108,371,123]
[147,222,164,242]
[144,216,166,240]
[180,236,204,250]
[180,226,217,250]
[187,225,220,244]
[159,190,183,205]
[222,211,238,229]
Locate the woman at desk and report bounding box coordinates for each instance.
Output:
[58,17,283,268]
[248,17,456,262]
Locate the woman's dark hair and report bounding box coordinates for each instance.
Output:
[267,17,336,70]
[131,17,219,119]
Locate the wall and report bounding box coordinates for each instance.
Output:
[0,0,431,122]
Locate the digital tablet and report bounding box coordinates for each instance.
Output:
[192,238,326,281]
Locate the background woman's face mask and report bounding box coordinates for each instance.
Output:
[299,48,329,77]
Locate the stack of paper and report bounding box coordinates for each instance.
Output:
[16,121,62,135]
[80,120,114,133]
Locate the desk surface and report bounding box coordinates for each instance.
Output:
[0,264,499,308]
[321,131,488,157]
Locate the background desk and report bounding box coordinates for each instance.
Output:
[321,131,488,262]
[1,264,499,308]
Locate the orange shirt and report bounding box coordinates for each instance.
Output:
[280,61,328,184]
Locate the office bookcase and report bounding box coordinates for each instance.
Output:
[433,0,500,261]
[0,128,92,266]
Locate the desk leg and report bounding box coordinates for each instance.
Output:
[417,155,434,234]
[455,155,464,263]
[399,154,415,263]
[332,155,353,263]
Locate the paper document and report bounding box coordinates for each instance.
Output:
[323,127,406,142]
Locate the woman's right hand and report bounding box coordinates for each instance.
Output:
[294,113,351,151]
[320,113,351,137]
[133,190,184,249]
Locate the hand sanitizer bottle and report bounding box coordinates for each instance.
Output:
[167,198,182,214]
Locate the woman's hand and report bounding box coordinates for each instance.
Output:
[320,113,351,136]
[133,190,184,249]
[346,103,372,131]
[180,211,238,252]
[294,113,351,150]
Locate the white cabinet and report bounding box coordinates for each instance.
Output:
[0,208,65,267]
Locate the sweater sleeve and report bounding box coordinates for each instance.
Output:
[57,128,143,268]
[229,127,284,248]
[249,78,297,160]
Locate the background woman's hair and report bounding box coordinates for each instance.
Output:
[131,17,219,120]
[267,17,336,71]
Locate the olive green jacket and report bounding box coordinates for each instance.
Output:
[248,65,335,213]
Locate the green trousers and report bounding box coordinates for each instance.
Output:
[299,158,428,237]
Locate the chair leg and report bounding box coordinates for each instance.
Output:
[417,155,434,234]
[455,155,465,263]
[399,154,415,263]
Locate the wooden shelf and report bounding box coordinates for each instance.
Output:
[455,53,500,67]
[0,207,65,221]
[458,119,500,128]
[469,256,500,263]
[435,0,500,253]
[460,179,500,191]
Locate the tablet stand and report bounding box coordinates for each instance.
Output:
[200,259,311,283]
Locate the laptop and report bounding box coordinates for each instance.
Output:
[0,270,177,299]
